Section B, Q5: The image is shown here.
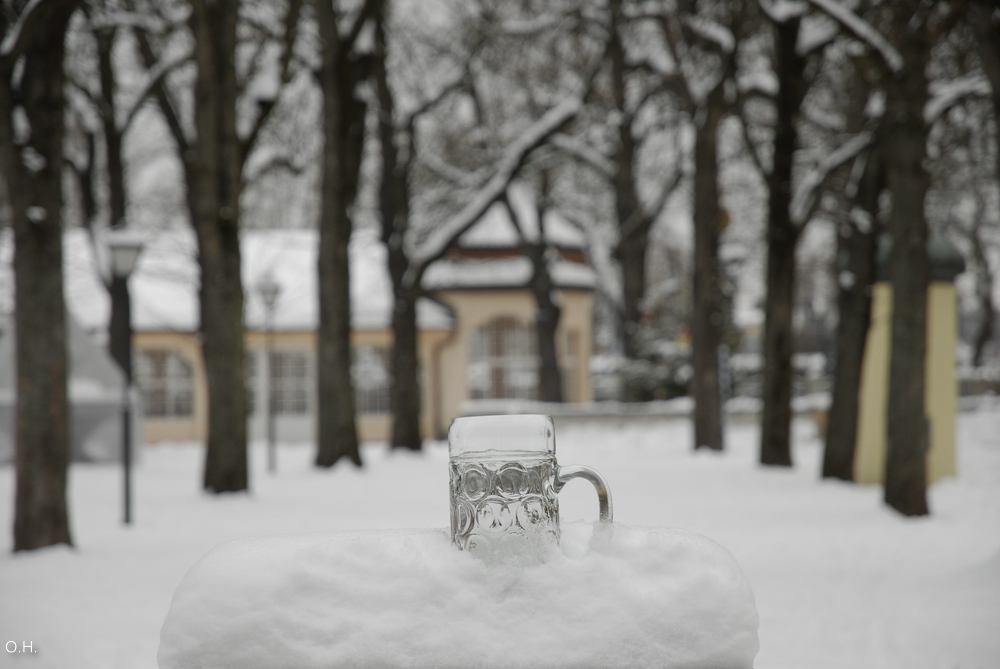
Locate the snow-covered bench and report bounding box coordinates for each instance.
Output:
[157,523,758,669]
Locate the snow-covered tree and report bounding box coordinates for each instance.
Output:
[311,0,379,468]
[542,0,684,367]
[133,0,304,492]
[1,0,80,550]
[807,0,966,516]
[736,1,874,467]
[373,0,605,449]
[64,2,192,390]
[926,25,999,368]
[819,42,884,483]
[649,0,750,451]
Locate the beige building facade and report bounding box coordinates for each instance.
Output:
[853,282,958,484]
[134,288,592,445]
[124,198,595,445]
[853,239,966,485]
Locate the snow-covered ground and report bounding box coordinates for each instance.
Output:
[1,409,999,669]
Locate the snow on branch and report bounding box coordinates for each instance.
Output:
[420,151,488,189]
[683,16,735,54]
[0,0,48,60]
[797,15,839,55]
[738,70,778,98]
[88,9,172,33]
[759,0,808,24]
[550,133,614,179]
[406,95,585,285]
[804,0,902,73]
[497,14,564,37]
[791,130,873,225]
[925,75,991,124]
[622,1,668,21]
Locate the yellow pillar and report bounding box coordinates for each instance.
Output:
[854,282,958,484]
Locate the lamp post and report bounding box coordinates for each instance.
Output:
[257,274,281,474]
[107,230,144,525]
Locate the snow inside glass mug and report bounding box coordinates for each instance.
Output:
[449,414,612,563]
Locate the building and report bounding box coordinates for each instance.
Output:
[0,312,139,463]
[33,199,593,445]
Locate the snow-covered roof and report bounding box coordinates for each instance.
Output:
[1,213,595,332]
[0,227,454,333]
[423,256,595,291]
[458,184,586,250]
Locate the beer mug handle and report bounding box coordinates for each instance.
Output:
[554,465,613,523]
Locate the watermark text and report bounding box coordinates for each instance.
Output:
[5,641,35,654]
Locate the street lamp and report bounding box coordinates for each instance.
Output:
[257,273,281,474]
[107,229,144,525]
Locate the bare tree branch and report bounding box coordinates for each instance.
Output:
[119,47,193,134]
[240,0,304,162]
[925,75,991,124]
[343,0,380,49]
[804,0,903,73]
[791,130,874,225]
[549,133,614,179]
[419,151,486,189]
[132,19,190,155]
[0,0,50,62]
[560,206,624,314]
[735,87,771,176]
[642,165,683,221]
[406,94,587,284]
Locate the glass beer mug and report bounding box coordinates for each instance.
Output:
[449,414,612,563]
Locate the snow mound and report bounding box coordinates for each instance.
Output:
[157,523,759,669]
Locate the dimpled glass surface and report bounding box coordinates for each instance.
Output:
[450,451,559,562]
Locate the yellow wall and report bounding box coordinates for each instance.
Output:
[137,327,451,444]
[134,332,208,444]
[431,288,593,437]
[134,289,592,445]
[854,282,958,484]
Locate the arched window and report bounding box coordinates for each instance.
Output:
[469,317,537,400]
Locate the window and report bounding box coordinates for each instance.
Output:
[469,317,537,400]
[271,351,309,415]
[136,350,194,418]
[353,346,391,415]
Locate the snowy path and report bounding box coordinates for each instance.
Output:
[1,409,998,669]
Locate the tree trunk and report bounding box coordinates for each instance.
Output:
[969,0,1000,199]
[609,0,648,361]
[823,152,882,480]
[616,227,649,360]
[0,0,79,550]
[970,226,995,367]
[883,6,932,516]
[506,191,564,403]
[690,89,726,451]
[968,0,1000,367]
[190,0,248,493]
[314,0,362,468]
[373,15,422,450]
[526,241,564,403]
[390,288,423,450]
[759,16,806,467]
[96,25,126,229]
